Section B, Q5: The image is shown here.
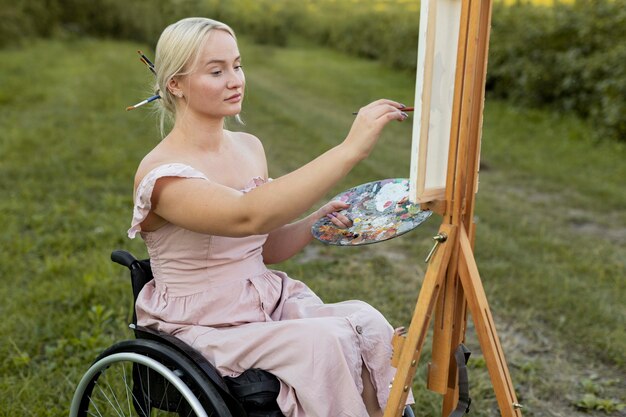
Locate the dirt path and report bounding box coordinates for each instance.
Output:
[463,316,626,416]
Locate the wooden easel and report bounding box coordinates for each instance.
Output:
[383,0,523,416]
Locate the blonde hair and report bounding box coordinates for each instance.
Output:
[153,17,241,136]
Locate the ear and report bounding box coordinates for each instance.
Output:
[167,76,184,98]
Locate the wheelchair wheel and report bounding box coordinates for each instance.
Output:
[70,339,232,417]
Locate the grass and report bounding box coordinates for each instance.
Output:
[0,37,624,416]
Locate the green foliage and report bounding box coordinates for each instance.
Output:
[575,394,625,413]
[1,0,624,140]
[573,378,626,413]
[488,0,626,141]
[0,0,207,48]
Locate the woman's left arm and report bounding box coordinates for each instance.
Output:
[262,201,352,264]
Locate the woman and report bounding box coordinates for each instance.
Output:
[129,17,411,417]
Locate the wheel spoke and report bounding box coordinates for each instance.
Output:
[185,402,194,417]
[146,362,151,412]
[88,394,105,417]
[97,378,125,417]
[122,363,132,416]
[175,387,185,416]
[87,409,101,417]
[162,379,170,411]
[132,367,149,417]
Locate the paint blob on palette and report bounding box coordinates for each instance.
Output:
[312,178,432,246]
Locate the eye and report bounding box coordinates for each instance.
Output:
[235,65,243,71]
[211,70,223,76]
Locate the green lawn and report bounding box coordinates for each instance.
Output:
[1,38,624,416]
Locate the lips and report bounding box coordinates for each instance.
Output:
[225,93,242,102]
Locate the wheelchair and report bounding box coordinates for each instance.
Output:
[69,250,416,417]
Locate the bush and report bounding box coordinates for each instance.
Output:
[2,0,624,141]
[0,0,59,47]
[487,0,626,140]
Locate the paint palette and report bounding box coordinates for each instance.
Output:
[312,178,432,246]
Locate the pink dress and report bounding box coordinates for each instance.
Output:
[128,163,410,417]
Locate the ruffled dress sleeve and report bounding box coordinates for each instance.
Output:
[128,163,208,239]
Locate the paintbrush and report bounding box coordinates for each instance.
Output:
[126,93,161,111]
[352,106,414,115]
[137,50,155,68]
[140,57,157,76]
[137,50,156,76]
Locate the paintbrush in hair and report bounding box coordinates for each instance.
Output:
[137,50,156,76]
[126,93,161,111]
[140,57,157,76]
[137,50,155,68]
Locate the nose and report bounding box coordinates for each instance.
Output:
[227,69,244,89]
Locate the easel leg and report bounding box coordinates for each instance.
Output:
[442,278,468,416]
[384,224,457,417]
[458,225,523,417]
[427,252,459,395]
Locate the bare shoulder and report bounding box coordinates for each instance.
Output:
[133,144,175,190]
[228,130,268,176]
[230,130,265,154]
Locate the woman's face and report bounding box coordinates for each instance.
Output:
[176,30,244,119]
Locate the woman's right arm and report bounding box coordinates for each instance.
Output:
[151,99,407,237]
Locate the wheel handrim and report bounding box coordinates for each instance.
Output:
[69,352,208,417]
